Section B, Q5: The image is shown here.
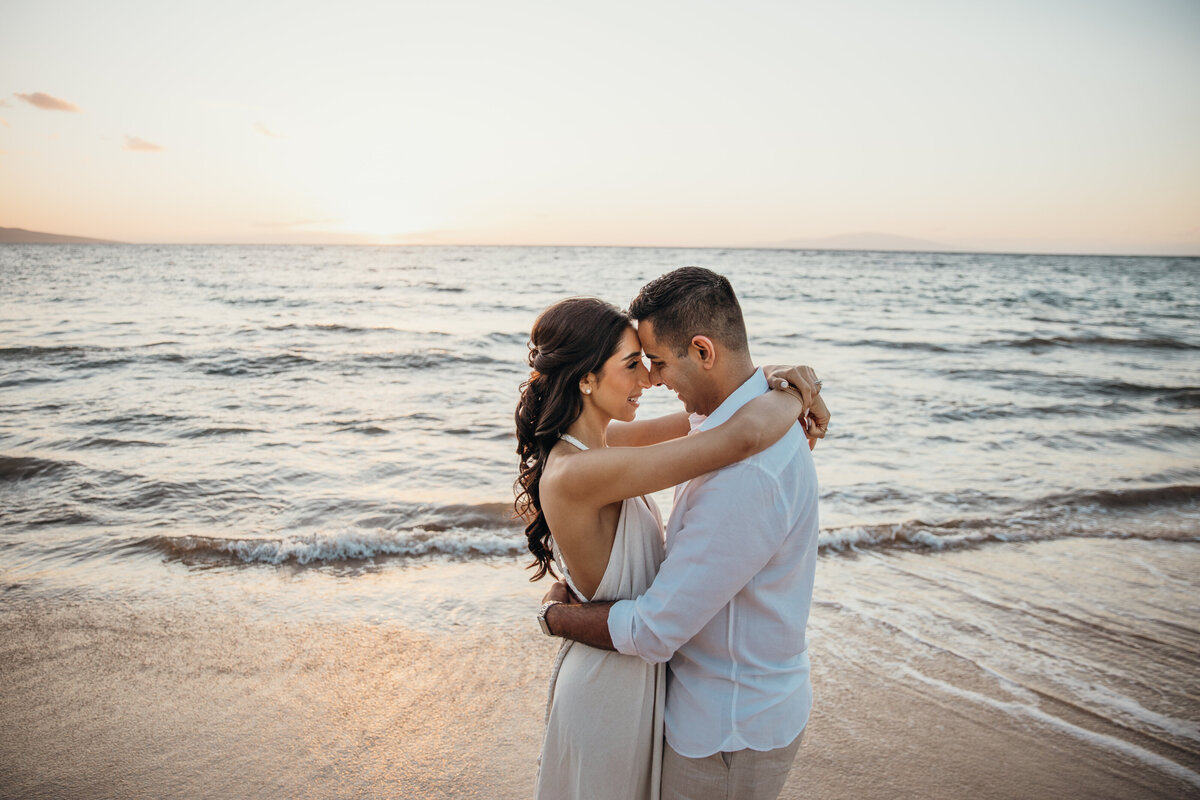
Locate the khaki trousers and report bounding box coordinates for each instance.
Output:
[661,730,804,800]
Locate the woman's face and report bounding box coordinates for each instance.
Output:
[588,326,652,423]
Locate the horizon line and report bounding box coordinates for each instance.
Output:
[4,240,1199,259]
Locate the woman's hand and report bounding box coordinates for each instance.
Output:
[763,365,820,412]
[543,580,577,605]
[763,365,830,450]
[803,395,829,449]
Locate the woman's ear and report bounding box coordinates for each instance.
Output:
[690,335,716,369]
[579,373,596,396]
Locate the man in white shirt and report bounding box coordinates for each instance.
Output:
[539,267,823,800]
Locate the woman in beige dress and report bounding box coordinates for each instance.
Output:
[514,298,816,800]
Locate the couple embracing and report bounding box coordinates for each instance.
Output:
[515,267,828,800]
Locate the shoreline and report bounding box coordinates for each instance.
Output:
[1,538,1197,799]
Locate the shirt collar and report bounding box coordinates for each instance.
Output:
[697,368,766,432]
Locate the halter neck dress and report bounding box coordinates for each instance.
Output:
[534,434,667,800]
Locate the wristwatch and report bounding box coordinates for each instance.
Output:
[537,600,562,636]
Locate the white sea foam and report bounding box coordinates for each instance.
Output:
[816,522,1015,553]
[148,527,525,565]
[816,514,1200,555]
[1075,683,1200,744]
[816,526,881,551]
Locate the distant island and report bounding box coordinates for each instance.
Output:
[0,227,123,244]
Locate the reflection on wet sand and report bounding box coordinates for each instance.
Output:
[2,538,1196,800]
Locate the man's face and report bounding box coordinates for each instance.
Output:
[636,319,712,415]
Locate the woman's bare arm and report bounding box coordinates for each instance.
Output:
[608,363,825,448]
[606,412,691,447]
[547,389,803,510]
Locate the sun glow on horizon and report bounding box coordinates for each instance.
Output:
[334,199,444,243]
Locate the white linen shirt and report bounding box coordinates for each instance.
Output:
[608,369,819,758]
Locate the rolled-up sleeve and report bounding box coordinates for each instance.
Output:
[606,462,791,664]
[608,598,639,655]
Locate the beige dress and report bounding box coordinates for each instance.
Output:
[534,469,666,800]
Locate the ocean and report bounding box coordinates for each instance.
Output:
[1,244,1198,798]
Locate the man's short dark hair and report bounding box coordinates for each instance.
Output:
[628,266,749,356]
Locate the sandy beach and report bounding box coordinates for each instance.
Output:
[3,537,1196,800]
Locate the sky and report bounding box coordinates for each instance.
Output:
[1,0,1198,253]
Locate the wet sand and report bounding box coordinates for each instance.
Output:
[2,539,1197,800]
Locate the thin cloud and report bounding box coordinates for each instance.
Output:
[123,135,164,152]
[0,118,9,128]
[15,92,80,112]
[255,123,287,139]
[0,99,10,107]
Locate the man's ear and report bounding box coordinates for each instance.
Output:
[690,335,717,370]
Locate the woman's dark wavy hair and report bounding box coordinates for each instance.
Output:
[515,297,631,580]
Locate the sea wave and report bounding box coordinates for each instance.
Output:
[136,513,1200,567]
[1157,389,1200,410]
[354,351,499,369]
[353,501,516,532]
[819,484,1200,554]
[0,341,496,379]
[178,426,265,439]
[776,335,962,353]
[134,527,524,566]
[765,332,1200,353]
[0,345,88,360]
[1042,484,1200,510]
[262,323,403,334]
[1089,380,1200,400]
[191,349,498,376]
[818,519,1199,555]
[72,436,168,449]
[991,334,1200,351]
[0,454,75,481]
[123,486,1200,567]
[197,352,320,376]
[930,400,1141,422]
[0,344,185,365]
[83,412,192,431]
[942,367,1200,404]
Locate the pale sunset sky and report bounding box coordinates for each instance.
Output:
[1,0,1197,253]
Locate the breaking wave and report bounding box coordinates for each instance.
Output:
[123,485,1200,567]
[134,527,525,566]
[819,485,1200,554]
